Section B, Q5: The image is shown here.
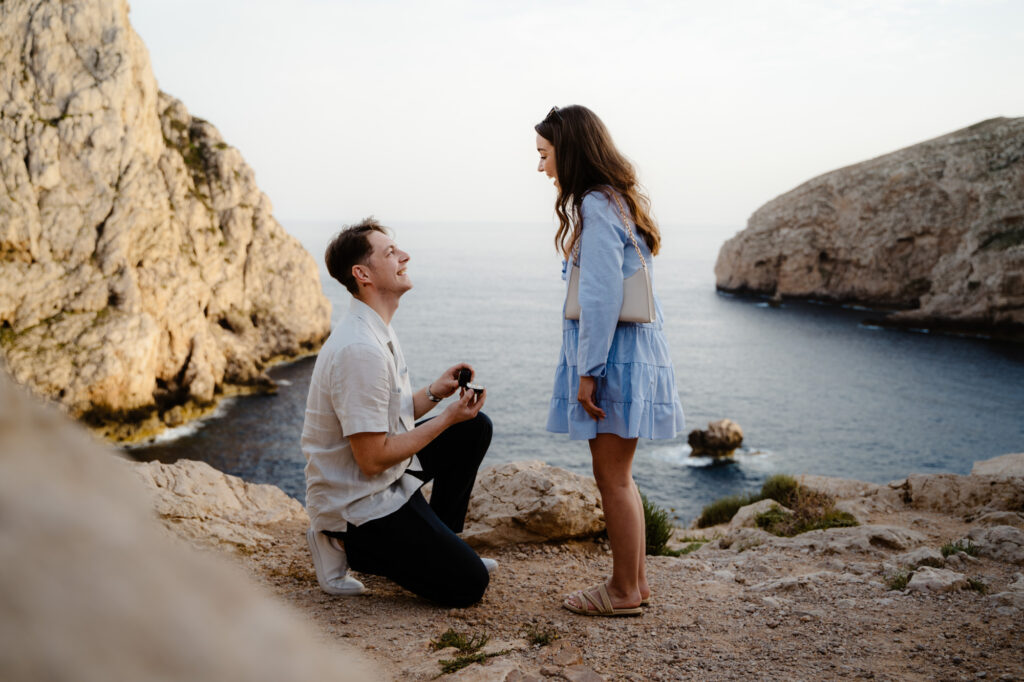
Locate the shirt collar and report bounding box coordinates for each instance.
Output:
[347,298,393,349]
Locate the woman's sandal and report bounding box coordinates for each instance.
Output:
[562,583,643,617]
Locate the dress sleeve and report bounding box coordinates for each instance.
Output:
[330,342,391,435]
[577,191,626,378]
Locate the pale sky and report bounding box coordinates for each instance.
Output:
[129,0,1024,229]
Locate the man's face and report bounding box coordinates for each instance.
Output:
[359,230,412,296]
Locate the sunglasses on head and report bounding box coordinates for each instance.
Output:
[545,106,562,123]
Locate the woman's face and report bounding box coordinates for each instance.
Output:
[536,134,557,187]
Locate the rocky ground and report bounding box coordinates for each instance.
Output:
[146,459,1024,681]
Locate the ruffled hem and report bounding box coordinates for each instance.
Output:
[546,396,685,441]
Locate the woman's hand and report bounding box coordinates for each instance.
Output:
[577,376,606,421]
[431,363,473,400]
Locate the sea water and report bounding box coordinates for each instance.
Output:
[130,220,1024,523]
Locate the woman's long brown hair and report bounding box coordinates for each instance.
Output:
[535,105,661,260]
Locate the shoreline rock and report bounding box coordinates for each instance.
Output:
[0,0,331,443]
[715,117,1024,341]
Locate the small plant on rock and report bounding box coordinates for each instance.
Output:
[430,628,509,678]
[967,578,988,594]
[940,539,979,557]
[886,570,913,591]
[641,492,676,555]
[521,623,560,647]
[696,492,762,528]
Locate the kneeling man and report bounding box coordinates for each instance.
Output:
[301,218,493,608]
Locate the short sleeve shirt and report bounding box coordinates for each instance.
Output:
[301,299,421,532]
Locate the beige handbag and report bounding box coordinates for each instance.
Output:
[564,193,656,323]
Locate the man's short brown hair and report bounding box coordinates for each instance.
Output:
[325,217,390,296]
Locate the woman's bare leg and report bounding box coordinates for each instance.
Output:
[567,433,643,610]
[631,481,650,601]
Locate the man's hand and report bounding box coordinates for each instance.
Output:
[430,363,474,400]
[577,376,605,422]
[443,385,486,425]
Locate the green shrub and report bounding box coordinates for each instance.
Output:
[940,539,979,557]
[760,474,800,506]
[641,492,675,555]
[696,492,762,528]
[886,570,912,591]
[967,578,988,595]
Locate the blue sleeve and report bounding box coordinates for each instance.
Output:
[577,192,626,378]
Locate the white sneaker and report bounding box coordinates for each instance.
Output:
[306,528,366,596]
[481,557,498,573]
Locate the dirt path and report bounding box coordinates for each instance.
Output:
[233,508,1023,681]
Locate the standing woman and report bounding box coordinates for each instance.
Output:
[536,105,685,616]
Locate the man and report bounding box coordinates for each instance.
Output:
[301,217,493,608]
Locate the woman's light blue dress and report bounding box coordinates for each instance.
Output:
[546,190,685,441]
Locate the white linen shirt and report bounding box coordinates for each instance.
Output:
[302,298,421,532]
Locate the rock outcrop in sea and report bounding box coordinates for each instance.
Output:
[0,0,330,440]
[715,117,1024,339]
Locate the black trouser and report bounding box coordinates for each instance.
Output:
[327,413,492,607]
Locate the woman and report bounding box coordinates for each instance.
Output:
[536,105,685,617]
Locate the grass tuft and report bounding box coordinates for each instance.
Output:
[521,623,560,647]
[641,492,676,555]
[699,474,859,535]
[886,570,912,591]
[430,628,488,653]
[940,539,979,557]
[967,578,988,594]
[696,493,761,528]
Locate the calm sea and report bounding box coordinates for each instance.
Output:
[129,220,1024,523]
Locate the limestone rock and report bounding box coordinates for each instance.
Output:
[715,117,1024,337]
[971,452,1024,478]
[461,461,605,547]
[0,0,330,440]
[688,419,744,456]
[725,525,927,556]
[906,566,969,594]
[973,511,1024,529]
[728,498,791,531]
[966,525,1024,565]
[987,591,1024,614]
[130,459,308,552]
[890,547,945,570]
[896,473,1024,515]
[0,370,372,682]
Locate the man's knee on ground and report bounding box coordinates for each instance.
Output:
[437,563,489,608]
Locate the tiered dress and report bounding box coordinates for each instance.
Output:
[546,190,685,441]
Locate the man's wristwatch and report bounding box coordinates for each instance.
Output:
[425,382,443,403]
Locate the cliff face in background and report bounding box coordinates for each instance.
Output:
[715,117,1024,337]
[0,0,331,439]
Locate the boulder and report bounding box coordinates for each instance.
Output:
[973,511,1024,529]
[971,452,1024,478]
[130,459,308,552]
[966,525,1024,565]
[906,567,969,594]
[891,547,945,570]
[728,499,791,531]
[715,117,1024,338]
[688,419,744,456]
[461,461,605,547]
[0,370,372,681]
[895,473,1024,515]
[987,591,1024,614]
[0,0,330,442]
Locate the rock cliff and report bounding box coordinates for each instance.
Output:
[0,370,374,682]
[0,0,330,440]
[715,117,1024,338]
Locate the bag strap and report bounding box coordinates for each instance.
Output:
[610,194,649,274]
[570,192,650,273]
